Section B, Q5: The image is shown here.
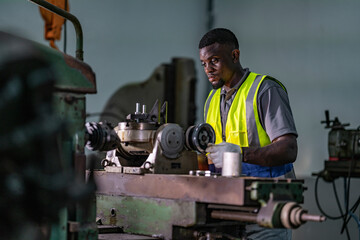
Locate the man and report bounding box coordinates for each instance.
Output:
[200,28,297,239]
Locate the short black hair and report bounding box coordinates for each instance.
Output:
[198,28,239,49]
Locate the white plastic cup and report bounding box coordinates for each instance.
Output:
[222,152,242,177]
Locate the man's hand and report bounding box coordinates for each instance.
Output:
[206,142,241,168]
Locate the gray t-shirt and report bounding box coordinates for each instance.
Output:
[257,79,297,141]
[220,69,297,142]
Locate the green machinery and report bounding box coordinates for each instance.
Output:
[92,172,324,239]
[85,104,326,239]
[0,1,97,238]
[0,1,326,239]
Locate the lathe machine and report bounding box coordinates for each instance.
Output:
[86,102,325,240]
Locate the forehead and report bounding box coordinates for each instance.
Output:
[199,42,232,60]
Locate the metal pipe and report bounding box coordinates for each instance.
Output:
[301,213,326,222]
[28,0,84,61]
[211,210,257,223]
[135,103,141,114]
[207,204,258,212]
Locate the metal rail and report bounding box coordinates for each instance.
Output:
[29,0,84,61]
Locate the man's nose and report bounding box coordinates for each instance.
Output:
[204,64,214,74]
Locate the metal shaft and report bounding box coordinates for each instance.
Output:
[135,103,141,114]
[211,210,257,223]
[301,213,326,222]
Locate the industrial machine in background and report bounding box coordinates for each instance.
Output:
[313,110,360,239]
[318,110,360,179]
[2,0,326,238]
[0,0,98,239]
[86,100,215,175]
[86,55,198,170]
[86,105,325,240]
[0,31,97,240]
[97,57,197,129]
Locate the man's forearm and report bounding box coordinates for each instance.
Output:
[242,134,298,167]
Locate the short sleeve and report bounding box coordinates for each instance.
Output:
[257,79,298,141]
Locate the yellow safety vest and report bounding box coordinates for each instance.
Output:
[204,72,286,148]
[204,72,293,177]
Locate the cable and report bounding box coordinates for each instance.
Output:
[342,177,351,234]
[342,185,360,240]
[332,179,350,239]
[341,134,359,237]
[348,212,360,240]
[63,0,67,53]
[349,197,360,213]
[314,174,343,220]
[317,117,360,239]
[344,195,360,240]
[314,173,356,239]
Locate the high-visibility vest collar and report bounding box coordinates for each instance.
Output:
[204,72,272,147]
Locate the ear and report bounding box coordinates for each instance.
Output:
[232,49,240,63]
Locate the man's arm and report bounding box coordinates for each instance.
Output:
[243,77,298,167]
[242,133,297,167]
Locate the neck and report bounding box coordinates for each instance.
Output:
[226,65,245,88]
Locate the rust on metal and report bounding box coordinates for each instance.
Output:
[91,171,304,206]
[61,53,97,93]
[75,153,86,181]
[93,172,246,206]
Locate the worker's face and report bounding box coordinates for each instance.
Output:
[199,43,237,89]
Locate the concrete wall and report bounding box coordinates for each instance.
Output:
[213,1,360,238]
[295,177,360,240]
[0,0,210,124]
[213,0,360,177]
[1,0,359,239]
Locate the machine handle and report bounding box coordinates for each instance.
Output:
[29,0,84,61]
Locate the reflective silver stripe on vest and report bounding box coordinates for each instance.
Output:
[204,90,217,121]
[245,74,263,147]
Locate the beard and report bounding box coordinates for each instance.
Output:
[211,79,225,89]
